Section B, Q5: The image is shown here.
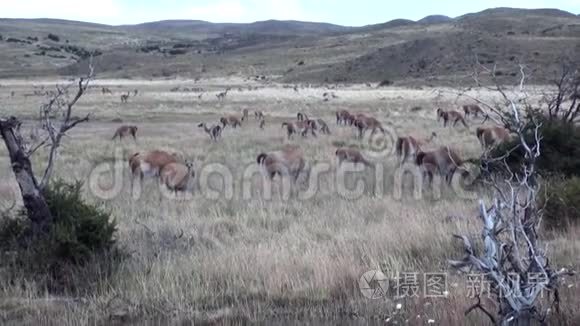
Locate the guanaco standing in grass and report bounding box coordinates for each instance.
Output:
[395,132,437,165]
[198,123,222,141]
[220,115,242,128]
[254,111,264,120]
[257,145,305,184]
[216,88,230,100]
[112,125,138,142]
[335,147,372,167]
[415,146,469,185]
[462,104,485,119]
[128,150,180,191]
[353,115,384,139]
[282,121,316,139]
[336,110,353,125]
[476,126,510,149]
[313,118,331,135]
[120,92,130,103]
[436,108,468,127]
[159,161,195,195]
[297,112,308,121]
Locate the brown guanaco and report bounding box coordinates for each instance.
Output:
[257,145,305,183]
[112,125,138,141]
[436,108,468,128]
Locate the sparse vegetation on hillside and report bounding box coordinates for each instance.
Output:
[0,8,579,82]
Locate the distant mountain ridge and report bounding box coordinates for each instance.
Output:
[0,7,579,83]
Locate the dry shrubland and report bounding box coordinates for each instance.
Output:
[0,79,578,325]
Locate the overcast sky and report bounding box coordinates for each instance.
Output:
[1,0,579,26]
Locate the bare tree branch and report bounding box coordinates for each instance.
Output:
[449,61,575,325]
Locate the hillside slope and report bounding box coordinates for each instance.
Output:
[0,8,579,84]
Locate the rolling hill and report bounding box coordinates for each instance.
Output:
[0,7,579,84]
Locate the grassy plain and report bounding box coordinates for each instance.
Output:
[0,79,578,325]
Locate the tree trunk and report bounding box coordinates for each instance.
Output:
[0,117,53,233]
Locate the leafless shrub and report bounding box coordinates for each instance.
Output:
[0,59,94,231]
[542,58,580,123]
[449,62,576,325]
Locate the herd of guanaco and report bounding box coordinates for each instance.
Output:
[112,101,510,196]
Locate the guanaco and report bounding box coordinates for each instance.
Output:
[257,145,305,183]
[336,110,352,125]
[313,118,331,135]
[112,125,138,141]
[254,111,264,120]
[198,123,222,141]
[462,104,484,118]
[354,116,384,138]
[395,132,437,165]
[220,115,242,128]
[476,126,510,149]
[216,88,230,100]
[259,118,266,129]
[160,161,194,193]
[297,112,309,121]
[436,108,467,128]
[336,147,372,167]
[120,92,130,103]
[128,150,181,190]
[415,146,467,185]
[242,109,249,121]
[282,121,316,139]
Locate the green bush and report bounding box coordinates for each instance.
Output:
[0,180,121,293]
[542,177,580,230]
[489,118,580,177]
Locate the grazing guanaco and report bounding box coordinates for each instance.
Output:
[336,110,354,125]
[220,115,242,128]
[254,111,264,120]
[112,125,138,142]
[415,146,467,185]
[257,145,305,183]
[198,123,222,141]
[336,110,347,125]
[297,112,308,121]
[120,92,130,103]
[436,108,468,128]
[462,104,484,118]
[395,132,437,165]
[282,121,316,139]
[160,161,194,193]
[101,87,112,95]
[216,88,230,100]
[335,147,371,167]
[476,126,510,148]
[241,109,249,121]
[313,118,331,135]
[281,122,299,139]
[354,116,384,138]
[128,150,180,190]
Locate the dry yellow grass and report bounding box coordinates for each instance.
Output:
[0,79,578,325]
